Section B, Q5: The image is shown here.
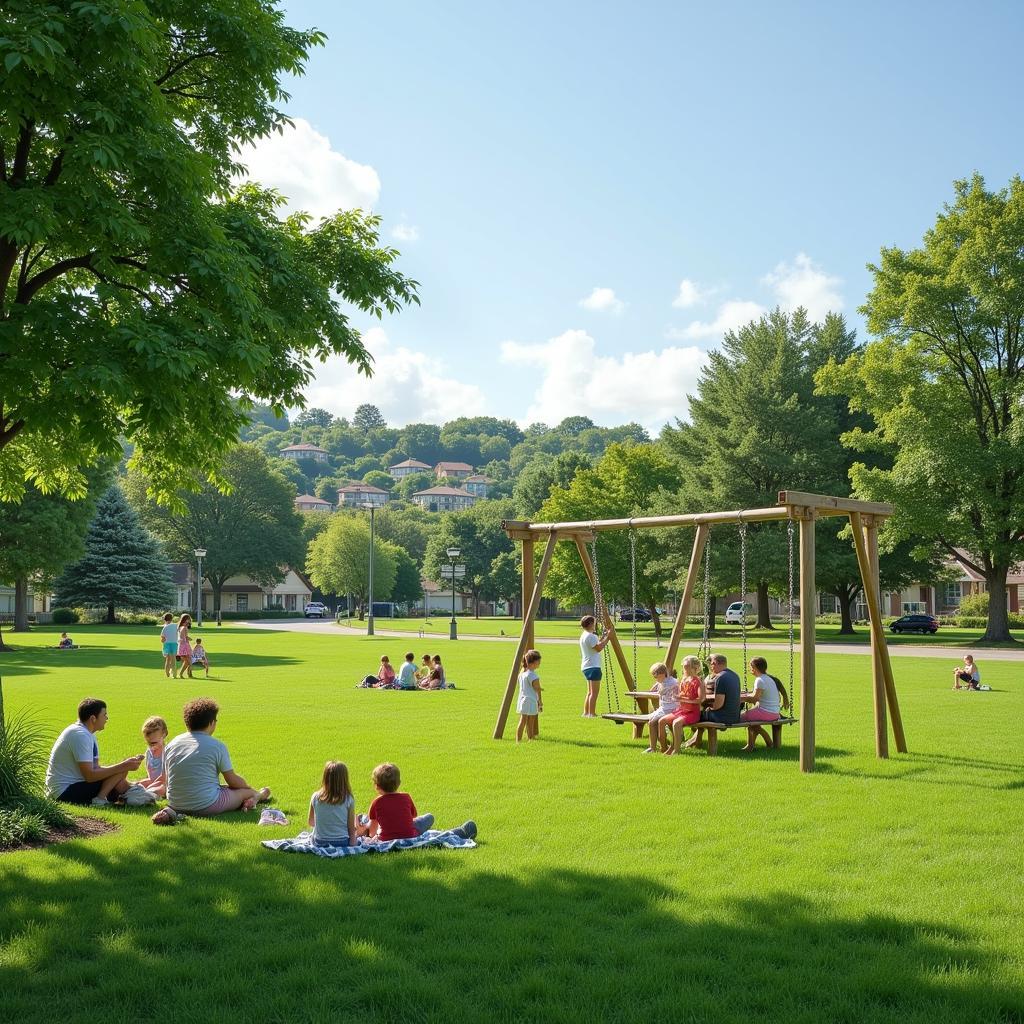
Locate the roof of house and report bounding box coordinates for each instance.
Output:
[281,443,328,453]
[337,483,389,495]
[390,458,431,469]
[464,474,490,483]
[434,461,474,472]
[413,486,476,498]
[294,494,332,506]
[949,550,1024,585]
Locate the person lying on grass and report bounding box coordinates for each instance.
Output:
[45,697,144,806]
[163,698,271,816]
[138,715,168,798]
[354,762,476,842]
[308,761,356,846]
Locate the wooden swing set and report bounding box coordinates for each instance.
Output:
[494,491,907,772]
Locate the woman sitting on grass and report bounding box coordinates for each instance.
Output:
[377,655,396,689]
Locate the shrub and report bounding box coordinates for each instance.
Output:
[816,613,842,624]
[958,593,989,618]
[0,807,47,848]
[50,607,79,625]
[954,616,987,629]
[0,709,49,802]
[114,611,162,625]
[1,793,73,830]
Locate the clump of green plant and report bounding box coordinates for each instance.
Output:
[50,607,79,625]
[0,709,48,802]
[958,592,989,618]
[0,807,47,848]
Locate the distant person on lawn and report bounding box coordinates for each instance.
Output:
[176,613,194,679]
[163,698,271,816]
[45,698,143,806]
[159,612,177,677]
[952,654,981,691]
[396,652,419,690]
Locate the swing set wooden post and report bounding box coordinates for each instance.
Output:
[498,491,906,772]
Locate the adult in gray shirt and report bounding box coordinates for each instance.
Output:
[684,654,742,748]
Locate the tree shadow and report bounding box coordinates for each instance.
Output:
[0,647,301,673]
[0,832,1020,1023]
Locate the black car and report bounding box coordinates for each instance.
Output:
[890,613,939,635]
[618,607,652,622]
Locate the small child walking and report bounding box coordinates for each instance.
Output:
[140,715,168,798]
[516,650,543,741]
[307,761,356,847]
[644,662,680,753]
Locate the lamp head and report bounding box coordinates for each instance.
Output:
[446,547,461,559]
[194,548,207,558]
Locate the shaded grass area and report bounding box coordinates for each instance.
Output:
[337,615,1022,648]
[1,627,1023,1022]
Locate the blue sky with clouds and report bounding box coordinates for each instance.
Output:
[251,0,1023,432]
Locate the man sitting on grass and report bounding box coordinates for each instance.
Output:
[163,697,271,816]
[45,698,144,806]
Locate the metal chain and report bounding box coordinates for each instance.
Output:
[698,531,712,669]
[739,515,748,684]
[788,517,797,718]
[590,537,620,713]
[629,526,638,689]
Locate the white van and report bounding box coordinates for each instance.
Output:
[725,601,752,625]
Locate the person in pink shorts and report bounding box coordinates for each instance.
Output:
[740,656,790,751]
[664,656,705,756]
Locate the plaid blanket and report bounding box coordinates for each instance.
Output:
[261,828,476,858]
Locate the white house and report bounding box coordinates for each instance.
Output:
[172,564,313,614]
[463,474,490,498]
[337,483,390,508]
[295,493,334,512]
[412,485,477,512]
[389,458,432,479]
[434,461,474,480]
[280,443,329,463]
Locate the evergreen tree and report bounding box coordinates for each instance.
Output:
[53,487,173,623]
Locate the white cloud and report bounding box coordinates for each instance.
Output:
[579,287,625,314]
[763,252,843,320]
[238,118,380,221]
[391,223,420,242]
[672,278,711,309]
[500,329,706,431]
[302,328,486,426]
[665,299,766,341]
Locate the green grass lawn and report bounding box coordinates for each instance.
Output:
[344,613,1022,648]
[1,625,1022,1023]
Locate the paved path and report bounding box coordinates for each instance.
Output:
[239,619,1024,661]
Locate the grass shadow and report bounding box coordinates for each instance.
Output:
[0,831,1020,1023]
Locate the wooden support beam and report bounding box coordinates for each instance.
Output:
[860,517,888,759]
[493,534,557,739]
[799,513,816,772]
[665,524,709,677]
[778,490,894,518]
[521,538,535,653]
[861,515,908,754]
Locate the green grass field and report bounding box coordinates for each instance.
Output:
[2,625,1022,1023]
[342,613,1021,648]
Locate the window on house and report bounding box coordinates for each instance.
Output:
[285,594,296,611]
[944,583,962,607]
[268,594,283,609]
[236,594,248,612]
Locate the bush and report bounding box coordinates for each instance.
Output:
[50,607,79,625]
[0,710,49,802]
[1,793,73,830]
[958,593,989,618]
[115,611,162,625]
[816,613,842,624]
[0,807,47,848]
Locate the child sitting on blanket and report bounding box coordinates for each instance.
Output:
[643,662,680,754]
[139,715,168,797]
[56,632,78,649]
[308,761,356,846]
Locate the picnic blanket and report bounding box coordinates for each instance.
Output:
[261,828,476,858]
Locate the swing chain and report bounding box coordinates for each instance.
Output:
[590,537,619,713]
[788,517,797,717]
[698,531,712,669]
[739,515,748,684]
[629,526,638,689]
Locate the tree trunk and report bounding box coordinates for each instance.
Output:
[106,603,115,623]
[213,580,223,614]
[755,580,774,629]
[0,624,12,653]
[836,587,856,635]
[982,564,1015,643]
[647,602,662,638]
[13,577,30,632]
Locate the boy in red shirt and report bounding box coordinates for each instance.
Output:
[357,762,476,841]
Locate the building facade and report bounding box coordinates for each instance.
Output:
[463,474,490,498]
[434,461,473,480]
[412,486,478,512]
[294,494,334,512]
[280,443,329,463]
[337,483,390,508]
[389,458,432,479]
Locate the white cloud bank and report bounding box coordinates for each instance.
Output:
[302,328,487,426]
[238,118,380,221]
[391,223,420,242]
[500,329,705,431]
[579,287,625,314]
[666,299,766,341]
[672,278,711,309]
[762,252,843,321]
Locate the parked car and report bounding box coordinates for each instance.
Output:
[304,602,327,619]
[725,601,752,625]
[618,607,652,622]
[890,613,939,635]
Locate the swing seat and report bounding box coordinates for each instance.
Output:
[688,717,798,756]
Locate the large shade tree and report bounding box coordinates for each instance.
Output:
[819,175,1024,642]
[0,1,418,504]
[306,516,398,617]
[126,445,304,613]
[53,486,173,622]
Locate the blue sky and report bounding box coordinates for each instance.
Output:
[251,0,1024,433]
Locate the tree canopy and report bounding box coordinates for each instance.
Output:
[306,515,397,613]
[0,1,418,503]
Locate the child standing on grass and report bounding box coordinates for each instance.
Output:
[159,613,177,677]
[663,656,704,756]
[139,716,168,797]
[516,650,543,741]
[643,662,680,753]
[308,761,356,846]
[176,613,193,679]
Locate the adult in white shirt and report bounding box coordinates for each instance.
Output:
[579,614,613,718]
[164,697,271,815]
[45,698,143,806]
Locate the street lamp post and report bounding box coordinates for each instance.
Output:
[446,546,461,640]
[361,503,376,637]
[194,548,207,627]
